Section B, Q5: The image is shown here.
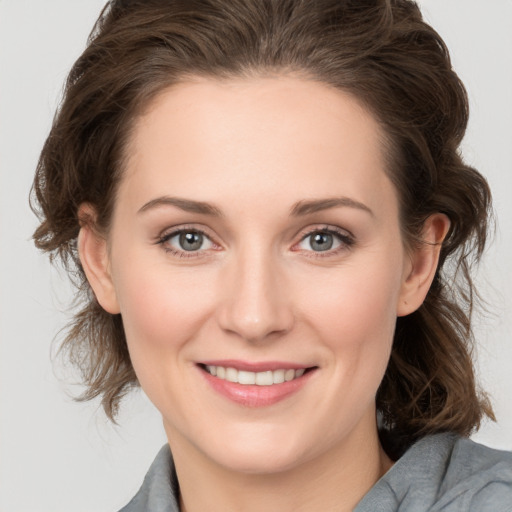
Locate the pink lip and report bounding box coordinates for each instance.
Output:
[197,362,316,407]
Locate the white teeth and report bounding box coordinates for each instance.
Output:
[255,370,273,386]
[238,370,256,385]
[273,369,285,384]
[284,369,295,382]
[225,367,238,383]
[205,365,308,385]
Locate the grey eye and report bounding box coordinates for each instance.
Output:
[309,232,334,251]
[161,229,215,255]
[297,229,350,253]
[179,231,204,251]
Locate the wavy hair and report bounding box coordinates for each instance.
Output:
[32,0,493,455]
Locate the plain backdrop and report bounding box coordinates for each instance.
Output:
[1,1,511,511]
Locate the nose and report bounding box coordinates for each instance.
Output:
[216,245,294,343]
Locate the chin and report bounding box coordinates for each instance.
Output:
[199,425,315,475]
[213,448,306,475]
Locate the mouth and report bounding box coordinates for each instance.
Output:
[197,362,317,407]
[201,364,309,385]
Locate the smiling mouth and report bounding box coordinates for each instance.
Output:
[200,364,314,386]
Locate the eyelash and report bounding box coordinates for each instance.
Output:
[156,225,355,259]
[294,226,355,258]
[156,226,217,259]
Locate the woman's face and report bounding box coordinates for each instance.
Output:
[92,77,417,473]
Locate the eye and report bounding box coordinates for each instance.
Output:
[176,231,208,251]
[296,228,354,254]
[305,232,336,252]
[159,229,215,255]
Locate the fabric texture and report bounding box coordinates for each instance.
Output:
[119,444,179,512]
[355,433,512,512]
[119,433,512,512]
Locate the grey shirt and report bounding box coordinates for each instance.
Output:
[119,433,512,511]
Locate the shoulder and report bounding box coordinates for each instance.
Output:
[441,435,512,511]
[356,433,512,512]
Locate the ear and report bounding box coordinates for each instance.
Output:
[78,204,120,314]
[397,213,450,317]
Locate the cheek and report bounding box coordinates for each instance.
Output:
[304,262,400,335]
[298,256,402,376]
[113,259,217,363]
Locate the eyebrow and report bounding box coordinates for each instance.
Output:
[290,197,374,217]
[137,195,373,218]
[138,196,223,216]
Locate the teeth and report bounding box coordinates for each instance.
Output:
[273,369,285,384]
[205,365,308,385]
[238,370,256,385]
[225,367,238,383]
[284,369,295,381]
[255,370,273,386]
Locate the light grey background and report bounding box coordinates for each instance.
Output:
[1,1,511,511]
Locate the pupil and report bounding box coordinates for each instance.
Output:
[179,232,203,251]
[311,232,333,251]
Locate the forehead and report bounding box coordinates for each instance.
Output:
[120,76,397,217]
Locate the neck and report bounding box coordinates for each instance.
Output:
[167,413,392,512]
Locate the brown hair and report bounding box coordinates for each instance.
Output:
[32,0,494,454]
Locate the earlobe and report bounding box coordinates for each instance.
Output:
[397,213,450,317]
[78,205,120,314]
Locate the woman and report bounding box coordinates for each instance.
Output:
[31,0,512,510]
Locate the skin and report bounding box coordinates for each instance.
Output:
[79,76,449,511]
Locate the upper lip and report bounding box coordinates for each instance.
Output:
[198,360,314,372]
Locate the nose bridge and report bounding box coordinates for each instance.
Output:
[217,240,293,342]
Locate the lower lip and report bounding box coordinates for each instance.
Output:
[199,367,315,407]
